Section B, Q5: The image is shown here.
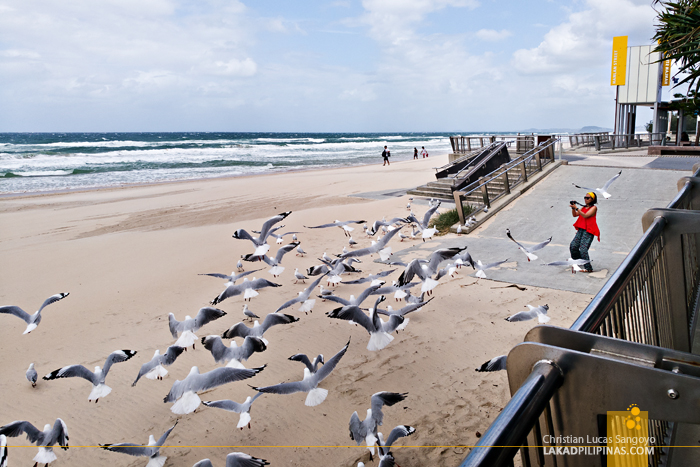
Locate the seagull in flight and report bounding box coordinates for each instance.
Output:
[505,304,550,323]
[476,355,507,372]
[251,339,349,406]
[203,393,265,430]
[327,296,404,351]
[193,453,270,467]
[0,419,69,467]
[169,307,227,348]
[43,350,137,402]
[506,229,551,261]
[573,170,621,199]
[211,277,282,305]
[198,269,261,285]
[0,292,69,334]
[275,274,327,314]
[100,422,177,467]
[132,345,185,386]
[474,259,509,279]
[232,211,292,257]
[164,365,265,414]
[542,258,592,274]
[242,242,299,277]
[338,228,402,261]
[201,335,267,368]
[406,200,441,241]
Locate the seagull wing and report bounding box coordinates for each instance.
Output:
[102,350,137,377]
[529,237,552,252]
[313,338,350,384]
[203,399,246,412]
[168,313,185,338]
[47,418,69,449]
[211,283,245,305]
[193,459,215,467]
[371,392,408,426]
[602,170,622,191]
[572,182,595,192]
[0,421,43,444]
[481,259,510,270]
[184,366,265,397]
[288,354,314,372]
[383,425,416,450]
[249,278,283,290]
[260,313,299,333]
[355,284,383,306]
[421,201,441,228]
[505,229,529,251]
[476,355,507,372]
[37,293,70,313]
[0,306,31,324]
[44,364,96,384]
[101,443,153,457]
[258,211,292,242]
[349,411,367,442]
[273,242,300,264]
[195,307,227,330]
[155,421,178,447]
[317,295,351,306]
[505,310,538,322]
[326,306,374,333]
[202,335,229,363]
[198,273,234,280]
[235,336,267,360]
[222,322,252,339]
[162,345,185,365]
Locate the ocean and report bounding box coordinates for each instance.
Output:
[0,132,464,195]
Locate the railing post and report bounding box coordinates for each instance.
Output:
[467,138,471,152]
[520,159,528,182]
[453,190,466,225]
[535,152,542,171]
[490,135,496,144]
[479,177,490,208]
[501,165,510,194]
[594,135,600,151]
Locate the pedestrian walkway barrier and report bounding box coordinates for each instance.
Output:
[569,132,668,150]
[460,164,700,467]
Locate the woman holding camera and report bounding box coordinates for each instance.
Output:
[569,192,599,273]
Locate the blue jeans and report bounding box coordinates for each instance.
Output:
[570,229,594,271]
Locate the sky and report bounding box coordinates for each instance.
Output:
[0,0,673,132]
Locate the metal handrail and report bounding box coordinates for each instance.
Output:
[452,138,558,225]
[460,163,700,467]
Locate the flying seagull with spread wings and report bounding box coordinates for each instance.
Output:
[101,421,177,467]
[0,292,69,334]
[0,418,69,467]
[506,229,551,262]
[573,170,621,199]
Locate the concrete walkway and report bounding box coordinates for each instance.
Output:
[392,154,695,295]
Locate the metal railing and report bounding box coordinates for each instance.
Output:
[461,163,700,467]
[452,138,558,225]
[450,135,536,155]
[569,132,669,151]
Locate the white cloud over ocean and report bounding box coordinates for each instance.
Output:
[0,0,659,131]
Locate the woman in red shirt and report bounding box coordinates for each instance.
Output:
[569,192,600,273]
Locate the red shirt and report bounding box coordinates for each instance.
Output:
[573,206,600,241]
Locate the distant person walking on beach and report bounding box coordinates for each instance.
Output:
[569,192,599,273]
[382,146,390,166]
[414,148,418,159]
[421,146,428,158]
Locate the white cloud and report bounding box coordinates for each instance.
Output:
[475,29,512,41]
[512,0,655,75]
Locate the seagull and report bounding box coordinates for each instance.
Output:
[339,228,402,261]
[295,245,306,257]
[202,335,267,369]
[100,422,177,467]
[275,274,327,314]
[406,200,441,241]
[43,350,137,402]
[319,285,333,300]
[242,242,299,277]
[211,277,282,305]
[251,339,350,406]
[505,304,550,323]
[474,259,509,279]
[398,231,410,242]
[476,355,507,372]
[27,363,38,387]
[327,296,404,351]
[294,268,308,284]
[132,345,185,386]
[367,217,408,237]
[265,227,300,245]
[456,224,463,235]
[306,220,367,237]
[198,269,261,285]
[453,250,476,269]
[222,313,299,345]
[375,298,433,331]
[193,453,270,467]
[0,292,69,334]
[542,258,592,274]
[505,229,552,261]
[342,269,396,287]
[169,307,227,348]
[164,365,265,414]
[435,262,458,280]
[232,211,292,257]
[348,237,358,247]
[0,419,68,467]
[349,392,408,456]
[397,247,466,293]
[0,434,5,467]
[236,260,244,272]
[203,393,265,430]
[573,170,621,199]
[292,233,298,241]
[243,304,259,321]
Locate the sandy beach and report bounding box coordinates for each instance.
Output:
[0,156,593,466]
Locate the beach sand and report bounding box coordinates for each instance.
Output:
[0,156,592,466]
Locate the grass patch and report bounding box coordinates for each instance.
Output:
[429,204,476,234]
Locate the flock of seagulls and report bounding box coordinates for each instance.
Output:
[2,170,623,466]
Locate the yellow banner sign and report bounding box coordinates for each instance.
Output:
[611,36,628,86]
[662,57,671,86]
